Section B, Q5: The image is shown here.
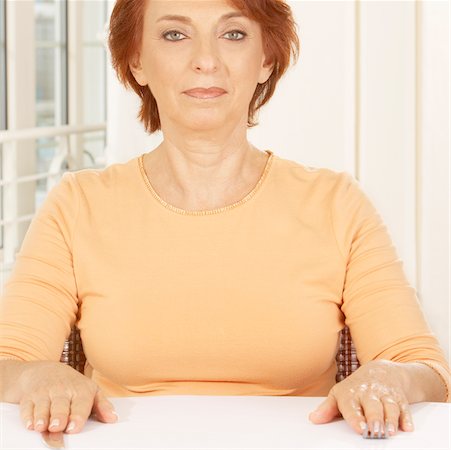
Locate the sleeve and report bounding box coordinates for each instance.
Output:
[0,171,80,362]
[331,172,451,402]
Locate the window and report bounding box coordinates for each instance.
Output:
[35,0,68,208]
[0,0,108,278]
[0,0,6,251]
[82,0,108,168]
[0,0,5,131]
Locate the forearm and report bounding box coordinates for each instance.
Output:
[400,361,450,403]
[0,359,27,404]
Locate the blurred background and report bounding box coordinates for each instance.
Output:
[0,0,449,359]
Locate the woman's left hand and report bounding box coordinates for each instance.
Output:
[308,359,414,437]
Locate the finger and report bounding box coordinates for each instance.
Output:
[91,389,118,423]
[334,397,368,435]
[399,400,414,432]
[361,394,385,438]
[48,395,71,432]
[19,398,35,431]
[32,396,51,432]
[308,393,341,424]
[64,389,95,434]
[380,395,400,436]
[41,430,65,448]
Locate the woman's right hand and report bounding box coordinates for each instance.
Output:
[17,361,118,434]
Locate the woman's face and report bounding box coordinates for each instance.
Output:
[130,0,274,132]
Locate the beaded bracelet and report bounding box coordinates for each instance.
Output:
[411,360,450,402]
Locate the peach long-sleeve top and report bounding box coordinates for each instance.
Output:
[1,150,450,399]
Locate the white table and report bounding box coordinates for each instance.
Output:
[1,396,450,449]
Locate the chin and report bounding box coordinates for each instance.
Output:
[184,122,225,132]
[182,113,229,130]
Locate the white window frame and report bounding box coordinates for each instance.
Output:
[0,0,7,252]
[0,0,107,279]
[3,0,36,267]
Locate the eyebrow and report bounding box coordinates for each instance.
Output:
[156,12,246,24]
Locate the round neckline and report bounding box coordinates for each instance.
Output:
[138,150,274,216]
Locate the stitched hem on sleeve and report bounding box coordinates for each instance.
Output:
[410,360,451,403]
[0,356,26,362]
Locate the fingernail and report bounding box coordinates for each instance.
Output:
[311,410,322,418]
[35,419,44,428]
[388,422,395,433]
[49,419,60,429]
[26,419,33,430]
[66,421,76,432]
[373,420,380,433]
[405,421,414,431]
[50,432,62,441]
[111,410,118,417]
[361,422,369,438]
[370,421,375,438]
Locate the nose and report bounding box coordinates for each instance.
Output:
[191,37,220,73]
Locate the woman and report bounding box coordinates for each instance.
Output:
[0,0,449,441]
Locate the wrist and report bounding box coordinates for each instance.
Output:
[400,360,449,403]
[0,359,27,403]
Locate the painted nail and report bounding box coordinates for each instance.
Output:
[50,432,62,441]
[361,422,369,438]
[49,419,60,429]
[373,420,380,434]
[387,422,395,434]
[66,421,76,432]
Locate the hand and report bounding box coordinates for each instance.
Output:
[308,359,414,437]
[17,361,118,434]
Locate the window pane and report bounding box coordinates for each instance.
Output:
[35,0,67,127]
[36,0,55,40]
[36,137,60,209]
[83,47,106,123]
[0,0,5,251]
[83,0,106,42]
[82,0,107,167]
[36,47,56,123]
[35,0,68,206]
[83,130,105,168]
[0,0,6,130]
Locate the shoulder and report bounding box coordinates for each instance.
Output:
[68,155,141,198]
[272,153,356,197]
[72,156,138,185]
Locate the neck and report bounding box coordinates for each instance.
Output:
[143,141,269,211]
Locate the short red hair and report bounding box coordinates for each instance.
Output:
[108,0,300,134]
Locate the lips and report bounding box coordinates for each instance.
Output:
[183,87,227,99]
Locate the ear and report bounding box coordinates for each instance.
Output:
[258,54,275,85]
[129,51,148,87]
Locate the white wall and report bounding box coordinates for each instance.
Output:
[105,0,450,360]
[417,1,449,362]
[105,0,163,164]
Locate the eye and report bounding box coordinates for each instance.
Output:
[162,30,186,41]
[224,30,247,40]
